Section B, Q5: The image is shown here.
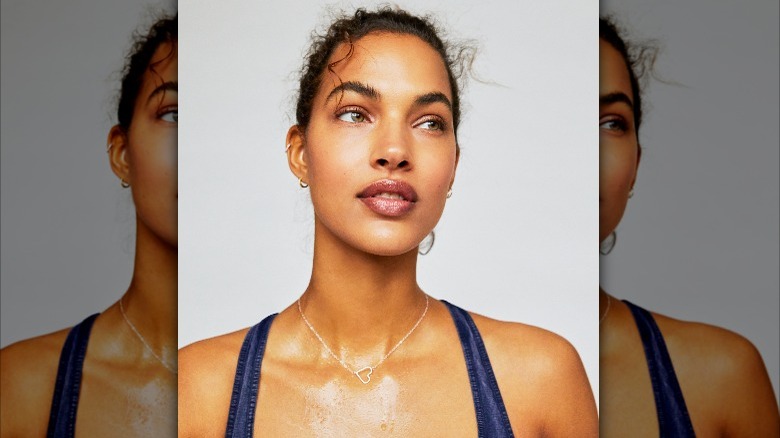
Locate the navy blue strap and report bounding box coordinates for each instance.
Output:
[46,313,99,438]
[225,314,277,438]
[624,300,696,437]
[443,301,514,438]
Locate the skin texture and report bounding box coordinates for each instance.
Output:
[599,39,780,437]
[179,32,597,437]
[0,42,178,437]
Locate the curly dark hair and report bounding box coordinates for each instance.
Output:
[295,6,474,149]
[116,14,177,132]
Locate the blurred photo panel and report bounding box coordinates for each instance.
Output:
[1,1,177,436]
[600,0,779,435]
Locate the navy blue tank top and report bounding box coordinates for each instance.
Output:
[624,300,696,437]
[46,313,99,438]
[225,300,514,437]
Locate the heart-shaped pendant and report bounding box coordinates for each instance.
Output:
[355,366,373,384]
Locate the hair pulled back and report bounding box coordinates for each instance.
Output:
[295,7,471,145]
[116,14,177,132]
[599,16,656,136]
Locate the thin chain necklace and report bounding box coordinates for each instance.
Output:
[297,294,429,384]
[600,293,612,325]
[119,297,177,374]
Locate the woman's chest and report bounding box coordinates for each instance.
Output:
[75,373,176,437]
[252,358,480,437]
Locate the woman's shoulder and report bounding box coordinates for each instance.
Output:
[649,309,779,435]
[177,327,252,438]
[1,326,71,362]
[654,312,775,382]
[1,327,71,387]
[467,310,583,372]
[0,327,72,436]
[465,309,598,436]
[179,327,250,363]
[651,310,769,383]
[178,327,251,394]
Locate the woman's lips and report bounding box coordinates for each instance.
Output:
[357,179,417,217]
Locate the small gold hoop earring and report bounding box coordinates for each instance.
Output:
[298,177,309,189]
[446,188,453,199]
[285,143,291,153]
[107,143,114,153]
[120,179,130,188]
[628,188,634,198]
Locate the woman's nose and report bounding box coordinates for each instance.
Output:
[375,154,410,169]
[371,123,412,171]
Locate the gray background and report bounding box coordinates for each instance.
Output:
[600,1,779,402]
[1,1,175,346]
[179,0,599,401]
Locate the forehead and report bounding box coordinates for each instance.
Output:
[599,39,632,100]
[140,41,178,94]
[322,32,451,100]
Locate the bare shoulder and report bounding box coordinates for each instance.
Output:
[654,312,780,435]
[178,328,250,438]
[179,328,249,371]
[468,312,584,381]
[0,328,71,436]
[178,328,249,396]
[654,311,766,372]
[653,312,772,389]
[0,328,70,373]
[468,311,598,436]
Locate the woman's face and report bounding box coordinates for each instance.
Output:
[110,42,178,248]
[291,32,458,256]
[599,38,639,242]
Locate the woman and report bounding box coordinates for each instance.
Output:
[0,14,177,437]
[179,7,597,437]
[599,16,779,437]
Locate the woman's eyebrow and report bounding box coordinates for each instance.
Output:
[414,92,452,111]
[325,81,451,112]
[599,91,633,109]
[325,81,380,104]
[147,81,178,104]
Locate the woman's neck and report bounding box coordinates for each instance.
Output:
[301,223,427,355]
[599,286,634,359]
[119,218,177,349]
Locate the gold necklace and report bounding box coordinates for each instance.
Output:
[119,297,177,374]
[600,293,612,325]
[297,295,429,384]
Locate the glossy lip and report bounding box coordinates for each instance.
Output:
[357,179,418,217]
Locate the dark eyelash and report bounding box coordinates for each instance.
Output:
[601,117,627,132]
[418,115,447,131]
[157,106,178,117]
[335,106,368,119]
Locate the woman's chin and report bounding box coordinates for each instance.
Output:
[352,234,424,257]
[359,243,419,257]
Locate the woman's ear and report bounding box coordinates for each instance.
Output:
[286,125,308,185]
[107,125,131,186]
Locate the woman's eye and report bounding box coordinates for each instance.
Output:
[600,118,626,132]
[337,111,366,123]
[416,117,445,131]
[419,120,442,130]
[160,109,178,123]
